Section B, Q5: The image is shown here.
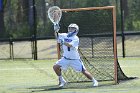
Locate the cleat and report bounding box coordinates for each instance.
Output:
[93,80,98,87]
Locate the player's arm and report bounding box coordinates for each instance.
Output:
[64,39,79,48]
[54,31,59,39]
[63,42,72,47]
[54,24,65,44]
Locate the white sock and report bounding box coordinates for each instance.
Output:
[92,77,97,82]
[58,75,64,82]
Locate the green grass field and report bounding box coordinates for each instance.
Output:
[0,58,140,93]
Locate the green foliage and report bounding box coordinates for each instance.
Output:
[2,0,140,38]
[125,0,140,31]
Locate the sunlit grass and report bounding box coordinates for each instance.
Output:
[0,58,140,93]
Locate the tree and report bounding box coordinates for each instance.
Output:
[0,0,5,38]
[125,0,140,31]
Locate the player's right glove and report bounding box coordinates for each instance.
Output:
[54,24,60,32]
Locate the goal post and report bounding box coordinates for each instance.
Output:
[57,6,128,87]
[112,6,118,84]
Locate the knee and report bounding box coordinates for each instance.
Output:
[82,70,86,74]
[53,64,60,71]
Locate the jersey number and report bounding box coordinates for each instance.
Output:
[67,47,70,51]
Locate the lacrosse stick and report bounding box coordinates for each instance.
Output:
[48,6,62,59]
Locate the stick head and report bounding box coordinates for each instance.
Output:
[48,6,62,25]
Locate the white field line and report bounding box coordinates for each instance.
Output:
[0,68,49,71]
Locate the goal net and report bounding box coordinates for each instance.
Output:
[58,6,129,88]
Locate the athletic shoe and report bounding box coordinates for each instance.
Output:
[59,80,66,88]
[93,80,98,87]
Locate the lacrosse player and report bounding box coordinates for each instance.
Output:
[53,23,98,88]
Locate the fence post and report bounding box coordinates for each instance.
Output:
[28,0,38,60]
[9,37,14,60]
[120,0,125,58]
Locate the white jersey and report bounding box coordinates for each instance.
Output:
[58,33,80,59]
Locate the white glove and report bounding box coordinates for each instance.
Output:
[54,24,60,32]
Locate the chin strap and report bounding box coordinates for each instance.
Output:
[67,30,78,37]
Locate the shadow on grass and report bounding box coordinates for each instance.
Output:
[11,80,138,93]
[26,82,115,93]
[27,85,63,92]
[25,78,139,93]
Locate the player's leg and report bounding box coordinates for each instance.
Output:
[70,59,98,86]
[53,64,65,86]
[53,57,68,87]
[82,70,98,86]
[53,64,61,76]
[82,70,93,80]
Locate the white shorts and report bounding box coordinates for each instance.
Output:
[55,57,86,72]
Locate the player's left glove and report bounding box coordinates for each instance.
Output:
[54,24,60,32]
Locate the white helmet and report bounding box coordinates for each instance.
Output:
[68,23,79,31]
[67,23,79,37]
